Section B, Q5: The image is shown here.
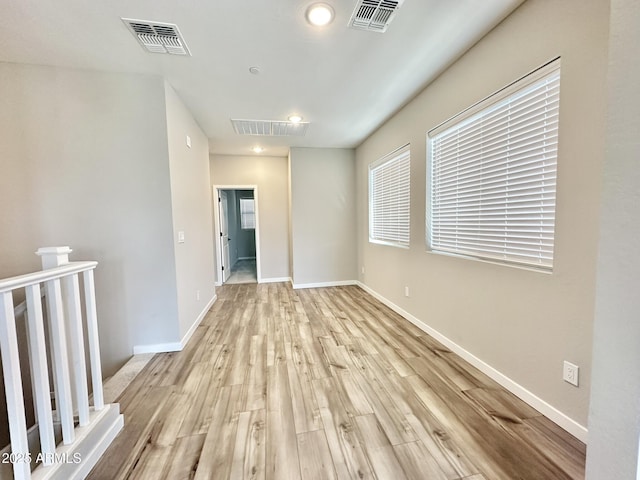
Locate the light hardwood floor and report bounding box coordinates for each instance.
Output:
[87,283,585,480]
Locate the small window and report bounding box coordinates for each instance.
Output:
[240,198,255,229]
[427,59,560,271]
[369,144,411,248]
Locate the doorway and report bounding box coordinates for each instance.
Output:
[213,185,261,285]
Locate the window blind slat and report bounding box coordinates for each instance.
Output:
[427,61,560,271]
[239,198,256,229]
[370,145,411,247]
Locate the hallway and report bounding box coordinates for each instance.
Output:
[87,283,585,479]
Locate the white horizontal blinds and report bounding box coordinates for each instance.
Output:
[428,62,560,270]
[240,198,255,229]
[369,145,411,247]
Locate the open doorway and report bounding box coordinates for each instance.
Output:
[213,185,261,285]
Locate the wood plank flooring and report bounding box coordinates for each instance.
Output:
[87,283,585,480]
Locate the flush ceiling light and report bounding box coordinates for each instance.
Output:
[288,114,303,123]
[306,3,335,26]
[252,146,264,153]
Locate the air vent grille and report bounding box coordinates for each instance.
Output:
[231,119,310,137]
[122,18,191,56]
[349,0,404,33]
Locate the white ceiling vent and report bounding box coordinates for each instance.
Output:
[348,0,404,33]
[122,18,191,55]
[231,119,310,137]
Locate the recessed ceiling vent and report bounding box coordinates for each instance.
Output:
[231,119,310,137]
[348,0,404,33]
[122,18,191,55]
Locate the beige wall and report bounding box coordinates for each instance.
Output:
[356,0,609,430]
[164,83,216,341]
[290,148,357,286]
[0,63,180,376]
[586,0,640,476]
[210,155,290,281]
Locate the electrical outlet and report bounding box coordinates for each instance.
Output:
[404,286,410,297]
[563,361,579,387]
[196,290,200,301]
[361,266,365,275]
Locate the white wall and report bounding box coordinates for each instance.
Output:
[586,0,640,477]
[0,63,180,376]
[289,148,357,287]
[356,0,609,433]
[164,83,216,342]
[210,155,290,281]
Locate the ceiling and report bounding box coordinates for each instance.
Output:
[0,0,524,157]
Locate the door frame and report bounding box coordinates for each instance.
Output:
[212,185,262,285]
[219,190,231,283]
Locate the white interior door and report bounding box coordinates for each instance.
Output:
[219,190,231,282]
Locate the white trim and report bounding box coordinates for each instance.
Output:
[180,293,217,348]
[355,281,588,443]
[30,405,123,480]
[292,280,358,290]
[259,277,291,284]
[215,281,222,287]
[132,342,182,355]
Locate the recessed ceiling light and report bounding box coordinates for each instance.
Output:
[306,3,335,26]
[252,146,264,153]
[288,114,303,123]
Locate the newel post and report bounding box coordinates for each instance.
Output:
[35,246,73,269]
[37,246,104,412]
[35,246,77,443]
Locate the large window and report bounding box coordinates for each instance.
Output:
[369,144,410,248]
[240,198,255,229]
[427,59,560,271]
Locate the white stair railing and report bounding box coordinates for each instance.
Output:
[0,247,123,480]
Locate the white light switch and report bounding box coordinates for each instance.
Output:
[178,231,185,243]
[186,135,192,148]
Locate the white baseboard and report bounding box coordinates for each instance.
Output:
[132,294,217,355]
[292,279,358,289]
[132,342,182,355]
[355,281,589,443]
[180,294,217,348]
[259,277,291,284]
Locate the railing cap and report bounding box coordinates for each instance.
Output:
[0,261,98,293]
[36,246,73,269]
[35,246,73,256]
